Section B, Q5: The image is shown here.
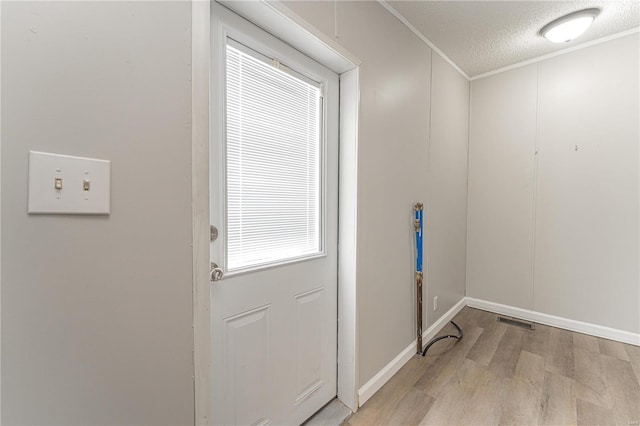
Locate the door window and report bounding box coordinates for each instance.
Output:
[225,40,324,272]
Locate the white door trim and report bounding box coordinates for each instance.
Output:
[337,68,360,411]
[1,1,4,421]
[192,1,213,423]
[191,1,361,423]
[218,0,360,74]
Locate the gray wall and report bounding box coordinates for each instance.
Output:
[467,34,640,333]
[1,2,195,424]
[281,0,469,387]
[426,52,470,324]
[467,64,538,310]
[534,35,639,332]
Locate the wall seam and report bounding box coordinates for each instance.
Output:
[463,78,471,299]
[0,0,3,421]
[530,63,541,312]
[425,48,433,328]
[333,0,339,39]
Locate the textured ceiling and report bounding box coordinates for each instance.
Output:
[386,1,640,77]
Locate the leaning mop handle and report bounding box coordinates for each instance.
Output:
[414,203,424,354]
[414,203,423,273]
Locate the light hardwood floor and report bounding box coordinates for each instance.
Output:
[344,307,640,426]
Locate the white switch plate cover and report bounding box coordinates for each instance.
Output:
[28,151,111,214]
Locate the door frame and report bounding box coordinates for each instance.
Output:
[191,1,361,424]
[0,1,3,421]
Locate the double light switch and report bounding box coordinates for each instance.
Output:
[28,151,111,214]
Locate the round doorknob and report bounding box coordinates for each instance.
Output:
[210,262,224,282]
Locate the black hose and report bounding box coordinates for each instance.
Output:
[421,320,463,356]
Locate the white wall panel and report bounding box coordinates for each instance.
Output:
[467,64,538,309]
[426,52,469,324]
[534,35,639,333]
[467,34,639,335]
[2,2,194,423]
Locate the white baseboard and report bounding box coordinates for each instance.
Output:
[357,297,466,406]
[357,296,639,409]
[357,295,639,408]
[465,297,640,347]
[356,333,416,407]
[422,297,467,344]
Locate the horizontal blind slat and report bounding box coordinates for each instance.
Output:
[225,44,322,271]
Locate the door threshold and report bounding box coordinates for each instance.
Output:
[302,398,352,426]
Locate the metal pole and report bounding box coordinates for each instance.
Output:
[414,203,423,354]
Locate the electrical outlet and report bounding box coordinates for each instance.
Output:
[434,296,438,311]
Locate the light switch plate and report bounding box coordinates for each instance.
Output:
[28,151,111,214]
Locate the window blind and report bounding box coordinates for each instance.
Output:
[225,41,323,271]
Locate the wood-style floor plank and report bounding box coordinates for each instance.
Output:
[451,307,481,330]
[598,337,631,362]
[346,355,429,426]
[418,358,486,426]
[414,325,482,396]
[468,308,498,329]
[545,327,575,379]
[625,343,640,387]
[573,332,600,354]
[521,323,550,359]
[576,399,616,426]
[601,354,640,426]
[488,326,524,378]
[457,366,510,425]
[573,348,611,409]
[466,322,507,366]
[384,388,434,426]
[538,371,576,426]
[342,307,640,426]
[498,350,545,426]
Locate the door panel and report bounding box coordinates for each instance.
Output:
[223,306,272,426]
[294,287,325,401]
[210,4,338,425]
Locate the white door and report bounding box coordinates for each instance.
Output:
[209,4,339,425]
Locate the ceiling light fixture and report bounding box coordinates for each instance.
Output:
[540,8,600,43]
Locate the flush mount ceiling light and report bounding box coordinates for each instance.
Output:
[540,8,600,43]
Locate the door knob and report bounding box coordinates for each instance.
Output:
[210,262,224,282]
